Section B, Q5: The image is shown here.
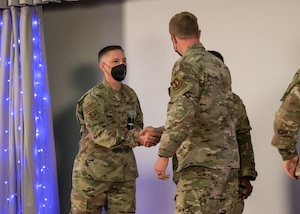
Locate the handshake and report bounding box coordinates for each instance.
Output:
[138,126,164,147]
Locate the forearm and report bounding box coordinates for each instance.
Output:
[87,124,142,149]
[272,108,300,160]
[238,133,258,180]
[159,97,195,157]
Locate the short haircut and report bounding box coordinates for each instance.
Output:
[208,50,224,63]
[169,11,199,39]
[98,45,124,62]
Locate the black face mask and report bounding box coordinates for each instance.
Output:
[175,50,182,57]
[173,44,182,57]
[111,64,127,82]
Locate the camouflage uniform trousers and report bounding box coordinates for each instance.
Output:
[70,175,136,214]
[175,166,240,214]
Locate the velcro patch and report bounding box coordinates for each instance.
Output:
[89,110,100,120]
[171,78,182,91]
[171,72,187,94]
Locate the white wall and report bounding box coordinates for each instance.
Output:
[44,1,300,213]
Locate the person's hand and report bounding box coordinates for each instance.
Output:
[283,155,299,180]
[154,157,170,180]
[238,177,253,201]
[154,126,165,134]
[138,126,163,147]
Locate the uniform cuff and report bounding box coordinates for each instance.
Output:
[279,148,298,161]
[239,168,258,181]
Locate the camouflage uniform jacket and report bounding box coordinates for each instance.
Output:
[272,69,300,160]
[233,93,257,180]
[158,43,240,173]
[72,78,143,182]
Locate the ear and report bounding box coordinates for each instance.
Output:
[99,61,105,71]
[170,34,177,43]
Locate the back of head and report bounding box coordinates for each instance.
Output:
[169,11,199,39]
[98,45,123,62]
[208,50,224,63]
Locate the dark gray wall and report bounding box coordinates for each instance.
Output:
[43,2,124,213]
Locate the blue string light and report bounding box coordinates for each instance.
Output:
[0,12,12,214]
[31,8,59,213]
[0,7,59,213]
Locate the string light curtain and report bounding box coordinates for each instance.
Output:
[0,1,78,213]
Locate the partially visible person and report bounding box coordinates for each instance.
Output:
[208,50,258,213]
[272,68,300,180]
[154,11,241,213]
[70,45,163,214]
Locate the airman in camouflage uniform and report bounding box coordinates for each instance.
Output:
[208,50,258,213]
[154,12,241,214]
[70,45,163,214]
[272,68,300,180]
[232,93,257,213]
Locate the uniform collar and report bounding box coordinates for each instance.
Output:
[183,43,205,57]
[102,78,133,102]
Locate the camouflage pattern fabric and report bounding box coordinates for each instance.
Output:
[272,69,300,160]
[232,93,257,213]
[233,93,257,180]
[159,43,240,172]
[70,180,136,214]
[232,200,245,214]
[70,78,143,213]
[158,43,240,213]
[172,93,257,183]
[172,93,257,213]
[175,167,239,214]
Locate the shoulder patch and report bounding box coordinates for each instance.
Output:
[89,110,100,120]
[171,72,186,92]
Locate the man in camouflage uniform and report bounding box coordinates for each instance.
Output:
[154,12,241,213]
[70,45,163,214]
[272,68,300,180]
[208,50,258,213]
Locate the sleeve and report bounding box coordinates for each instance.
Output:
[236,98,258,180]
[272,84,300,160]
[81,93,141,149]
[158,61,200,157]
[132,96,143,130]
